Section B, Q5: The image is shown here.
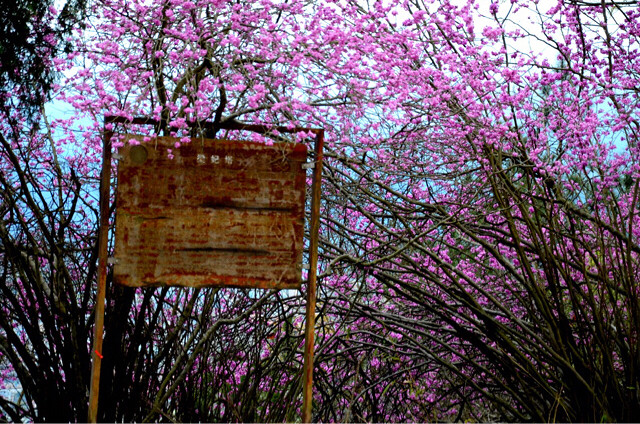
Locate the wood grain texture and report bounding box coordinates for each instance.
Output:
[113,135,307,289]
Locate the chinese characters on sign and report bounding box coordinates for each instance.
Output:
[113,135,308,289]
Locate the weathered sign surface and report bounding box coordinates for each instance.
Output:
[113,135,308,289]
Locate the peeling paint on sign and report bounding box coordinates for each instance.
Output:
[113,135,308,289]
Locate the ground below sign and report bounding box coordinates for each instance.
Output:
[113,135,308,289]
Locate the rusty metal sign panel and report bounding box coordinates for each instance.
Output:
[113,135,308,289]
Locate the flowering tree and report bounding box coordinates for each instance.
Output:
[309,1,640,421]
[0,1,88,421]
[2,0,640,421]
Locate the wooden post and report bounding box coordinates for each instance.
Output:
[88,123,112,423]
[302,130,324,423]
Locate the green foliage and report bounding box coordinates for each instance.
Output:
[0,0,85,113]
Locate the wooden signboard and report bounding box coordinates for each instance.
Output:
[113,135,308,289]
[89,119,323,423]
